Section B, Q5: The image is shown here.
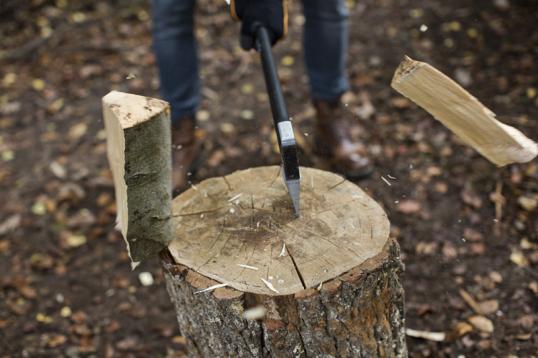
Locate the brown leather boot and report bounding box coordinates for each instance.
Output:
[313,99,372,179]
[171,117,205,193]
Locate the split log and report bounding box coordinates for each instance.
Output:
[391,56,537,166]
[162,166,407,357]
[102,91,172,264]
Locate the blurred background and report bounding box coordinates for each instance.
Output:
[0,0,537,356]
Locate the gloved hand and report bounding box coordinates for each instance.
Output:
[230,0,288,50]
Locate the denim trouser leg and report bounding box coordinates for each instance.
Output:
[302,0,350,102]
[152,0,200,122]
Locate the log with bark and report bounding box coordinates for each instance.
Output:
[162,166,407,357]
[102,91,172,264]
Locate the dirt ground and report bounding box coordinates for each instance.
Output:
[1,0,537,357]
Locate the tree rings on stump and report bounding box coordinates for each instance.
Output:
[163,166,406,357]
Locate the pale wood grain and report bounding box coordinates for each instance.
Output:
[168,166,390,295]
[391,56,537,166]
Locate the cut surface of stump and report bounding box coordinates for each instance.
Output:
[164,166,406,357]
[168,166,390,295]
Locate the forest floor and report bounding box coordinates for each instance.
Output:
[0,0,537,357]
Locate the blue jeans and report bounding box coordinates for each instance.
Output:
[152,0,349,121]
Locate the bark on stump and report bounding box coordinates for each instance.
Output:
[162,166,406,357]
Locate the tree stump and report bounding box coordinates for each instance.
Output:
[162,166,406,357]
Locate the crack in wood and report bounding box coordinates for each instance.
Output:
[287,246,306,289]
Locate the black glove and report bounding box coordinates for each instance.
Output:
[230,0,288,50]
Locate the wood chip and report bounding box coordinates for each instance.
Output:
[243,306,266,321]
[279,243,286,257]
[381,176,392,186]
[406,328,446,341]
[237,264,259,271]
[194,283,228,294]
[228,193,243,203]
[260,278,279,294]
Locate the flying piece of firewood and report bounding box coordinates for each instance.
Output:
[391,56,537,166]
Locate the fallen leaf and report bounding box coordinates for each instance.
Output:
[219,122,235,134]
[36,313,54,324]
[463,227,483,241]
[18,284,37,300]
[281,55,294,66]
[0,214,21,235]
[518,195,537,211]
[116,336,139,351]
[478,300,499,315]
[416,241,437,255]
[197,110,210,121]
[48,98,64,113]
[47,334,67,348]
[66,209,96,228]
[49,161,67,179]
[520,238,535,250]
[240,109,254,120]
[32,79,45,91]
[397,200,422,214]
[449,321,473,339]
[469,242,486,255]
[517,314,534,330]
[468,315,494,333]
[171,335,187,345]
[510,249,529,267]
[96,193,112,207]
[515,332,532,341]
[68,123,88,141]
[31,201,47,215]
[60,306,72,318]
[207,149,225,167]
[442,243,458,259]
[529,282,538,296]
[459,289,483,315]
[390,97,411,109]
[489,271,503,283]
[241,83,253,94]
[461,189,482,209]
[30,253,54,270]
[64,234,87,248]
[1,150,14,161]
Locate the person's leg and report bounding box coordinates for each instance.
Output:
[302,0,349,102]
[301,0,371,179]
[151,0,200,122]
[151,0,204,192]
